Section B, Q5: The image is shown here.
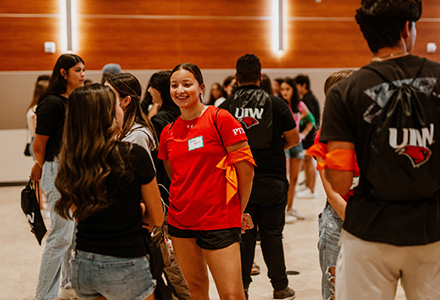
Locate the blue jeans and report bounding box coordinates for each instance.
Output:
[36,161,75,300]
[318,202,343,300]
[71,250,156,300]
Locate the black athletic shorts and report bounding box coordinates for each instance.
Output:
[168,224,241,250]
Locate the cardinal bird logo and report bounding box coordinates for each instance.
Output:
[239,117,259,129]
[396,146,432,168]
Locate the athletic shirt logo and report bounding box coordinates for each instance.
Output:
[390,123,434,167]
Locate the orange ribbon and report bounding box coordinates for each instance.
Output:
[307,144,360,176]
[216,145,256,204]
[325,149,357,172]
[306,143,328,170]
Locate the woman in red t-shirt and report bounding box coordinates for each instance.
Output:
[158,63,255,299]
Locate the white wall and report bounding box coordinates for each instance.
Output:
[0,129,35,183]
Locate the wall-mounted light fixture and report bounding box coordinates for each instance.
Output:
[272,0,285,55]
[60,0,78,52]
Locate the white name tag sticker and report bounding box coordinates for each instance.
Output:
[188,136,204,151]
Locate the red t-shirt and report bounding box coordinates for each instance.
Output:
[158,106,248,230]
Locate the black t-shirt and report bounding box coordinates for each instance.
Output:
[301,91,320,149]
[320,55,440,246]
[151,110,179,190]
[220,85,296,182]
[35,94,68,161]
[151,110,180,139]
[76,142,156,258]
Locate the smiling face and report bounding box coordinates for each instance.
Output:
[64,62,85,91]
[170,69,204,110]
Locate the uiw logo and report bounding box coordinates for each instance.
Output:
[235,108,264,129]
[389,123,434,167]
[26,212,35,224]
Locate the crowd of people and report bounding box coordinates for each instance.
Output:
[25,0,440,299]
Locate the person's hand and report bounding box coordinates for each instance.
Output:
[140,202,154,230]
[30,162,42,181]
[241,213,254,233]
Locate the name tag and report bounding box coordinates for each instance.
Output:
[188,136,204,151]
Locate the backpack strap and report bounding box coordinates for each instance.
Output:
[213,108,227,152]
[363,58,427,87]
[168,119,176,131]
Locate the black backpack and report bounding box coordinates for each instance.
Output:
[363,59,440,201]
[226,88,273,149]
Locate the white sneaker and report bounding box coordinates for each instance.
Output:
[59,287,78,300]
[285,214,297,224]
[287,209,306,220]
[296,189,318,199]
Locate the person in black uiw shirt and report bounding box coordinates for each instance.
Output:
[320,1,440,299]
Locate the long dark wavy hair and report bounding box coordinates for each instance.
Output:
[281,77,300,113]
[106,73,158,147]
[39,54,84,103]
[55,84,127,221]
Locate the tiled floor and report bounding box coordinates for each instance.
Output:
[0,178,406,300]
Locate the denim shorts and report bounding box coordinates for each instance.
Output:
[285,143,304,160]
[71,250,156,300]
[168,225,241,250]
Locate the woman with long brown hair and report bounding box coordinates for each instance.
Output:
[105,72,158,156]
[29,53,84,300]
[55,84,163,300]
[280,77,316,222]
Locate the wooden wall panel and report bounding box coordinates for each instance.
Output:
[418,0,440,18]
[78,0,271,17]
[412,21,440,61]
[0,0,439,71]
[78,17,272,70]
[0,17,61,70]
[288,0,358,18]
[278,20,371,68]
[0,1,58,14]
